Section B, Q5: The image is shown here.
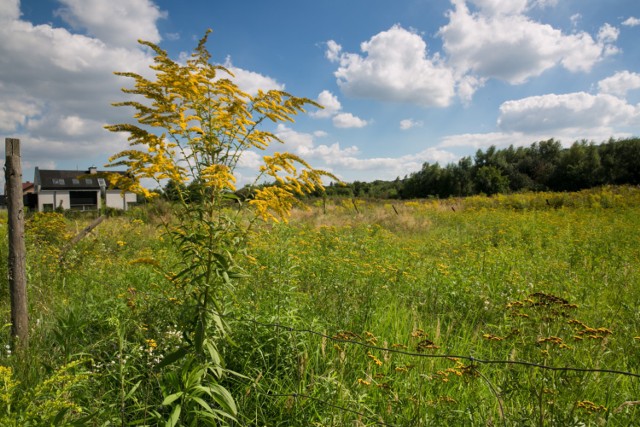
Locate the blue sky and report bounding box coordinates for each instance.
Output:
[1,0,639,185]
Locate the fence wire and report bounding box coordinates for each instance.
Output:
[222,315,638,426]
[232,316,640,379]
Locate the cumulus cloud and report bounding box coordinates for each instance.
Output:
[325,40,342,62]
[327,25,456,107]
[54,0,166,48]
[0,6,154,170]
[0,2,289,178]
[622,17,640,27]
[570,13,582,28]
[598,71,640,98]
[439,0,618,84]
[399,119,423,130]
[332,113,368,128]
[310,90,342,118]
[439,131,532,149]
[274,125,457,181]
[467,0,528,16]
[0,0,19,21]
[597,23,619,44]
[222,57,284,95]
[497,92,639,133]
[0,97,42,132]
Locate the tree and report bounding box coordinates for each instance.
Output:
[105,31,335,425]
[474,165,510,196]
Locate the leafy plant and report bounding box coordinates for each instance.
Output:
[105,30,336,424]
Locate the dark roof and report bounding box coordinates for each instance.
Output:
[35,169,126,190]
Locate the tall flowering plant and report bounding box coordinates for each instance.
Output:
[105,30,335,425]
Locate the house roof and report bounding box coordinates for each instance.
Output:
[34,168,127,191]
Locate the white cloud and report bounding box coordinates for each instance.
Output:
[497,92,639,133]
[325,40,342,62]
[0,11,154,162]
[598,71,640,98]
[439,0,617,84]
[438,127,634,152]
[0,0,19,21]
[0,97,42,132]
[457,74,486,105]
[55,0,166,48]
[328,25,456,107]
[570,13,582,28]
[439,131,531,149]
[332,113,368,128]
[223,57,284,95]
[310,90,342,118]
[399,119,423,130]
[467,0,528,16]
[529,0,558,8]
[597,23,619,44]
[622,17,640,27]
[237,150,262,169]
[274,125,457,181]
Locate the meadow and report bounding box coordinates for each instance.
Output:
[1,186,639,426]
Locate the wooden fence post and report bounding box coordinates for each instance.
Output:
[5,138,29,349]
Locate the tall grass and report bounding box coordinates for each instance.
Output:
[1,186,639,425]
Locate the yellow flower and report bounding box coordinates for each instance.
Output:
[201,164,236,191]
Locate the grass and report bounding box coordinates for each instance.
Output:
[1,186,639,425]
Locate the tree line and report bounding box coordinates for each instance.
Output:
[161,137,640,201]
[322,137,640,199]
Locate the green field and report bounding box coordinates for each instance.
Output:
[1,186,639,425]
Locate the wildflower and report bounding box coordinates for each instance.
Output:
[367,352,383,366]
[577,400,607,414]
[146,339,157,353]
[483,333,504,341]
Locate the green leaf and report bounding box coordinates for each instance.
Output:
[156,346,190,370]
[165,404,181,427]
[124,380,142,400]
[204,340,221,366]
[210,384,237,416]
[52,407,70,425]
[191,396,213,413]
[162,392,183,406]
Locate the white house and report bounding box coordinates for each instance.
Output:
[33,167,137,212]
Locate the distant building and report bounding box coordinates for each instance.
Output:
[32,167,137,212]
[22,181,35,194]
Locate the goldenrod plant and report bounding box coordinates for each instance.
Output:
[105,30,335,425]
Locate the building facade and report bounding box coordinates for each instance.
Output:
[33,167,137,212]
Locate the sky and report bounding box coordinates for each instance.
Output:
[1,0,639,187]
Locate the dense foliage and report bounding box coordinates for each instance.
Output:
[323,138,640,199]
[1,187,639,425]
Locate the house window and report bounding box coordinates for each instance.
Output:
[72,179,80,184]
[97,178,106,187]
[85,178,93,184]
[52,178,65,185]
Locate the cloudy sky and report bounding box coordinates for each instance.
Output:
[1,0,639,185]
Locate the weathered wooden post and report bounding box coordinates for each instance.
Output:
[5,138,28,349]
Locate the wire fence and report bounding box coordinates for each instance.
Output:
[233,316,640,379]
[224,315,640,426]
